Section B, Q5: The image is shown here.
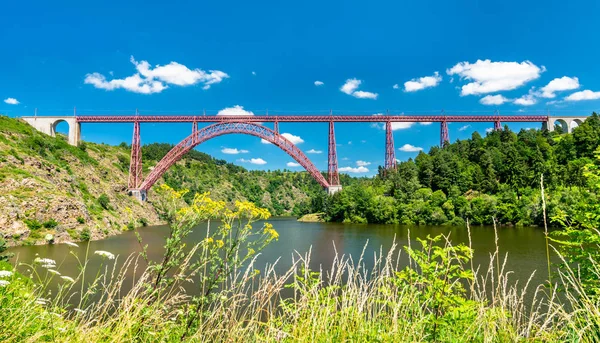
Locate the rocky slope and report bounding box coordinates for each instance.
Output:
[0,116,323,246]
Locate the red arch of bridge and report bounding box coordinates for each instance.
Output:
[139,122,330,191]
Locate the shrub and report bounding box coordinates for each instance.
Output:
[76,216,85,224]
[23,219,42,231]
[80,227,91,241]
[138,217,149,227]
[97,194,111,210]
[42,219,58,229]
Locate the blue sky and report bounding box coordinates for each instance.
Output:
[2,0,600,175]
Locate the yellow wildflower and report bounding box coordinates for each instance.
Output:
[216,240,224,248]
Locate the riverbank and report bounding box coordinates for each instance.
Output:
[297,212,325,222]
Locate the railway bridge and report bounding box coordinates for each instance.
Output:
[21,112,589,201]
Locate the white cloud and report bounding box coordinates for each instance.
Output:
[339,166,369,173]
[356,160,371,167]
[281,133,304,144]
[479,94,509,105]
[393,84,399,89]
[307,149,323,154]
[261,132,303,145]
[486,128,494,133]
[398,144,423,152]
[85,56,229,94]
[3,98,19,105]
[352,90,378,99]
[340,78,361,95]
[565,90,600,101]
[252,71,256,76]
[286,162,301,167]
[513,93,537,106]
[447,59,544,96]
[459,125,471,131]
[221,148,249,154]
[540,76,579,98]
[84,73,167,94]
[314,80,324,86]
[340,78,378,99]
[238,158,267,165]
[420,122,432,126]
[341,157,349,161]
[404,72,442,92]
[217,105,254,116]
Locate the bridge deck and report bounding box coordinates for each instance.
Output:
[73,115,550,123]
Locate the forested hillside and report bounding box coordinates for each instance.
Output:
[137,142,335,215]
[298,113,600,226]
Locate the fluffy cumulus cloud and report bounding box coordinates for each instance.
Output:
[540,76,579,98]
[314,80,324,86]
[281,133,304,144]
[565,90,600,101]
[403,72,442,92]
[307,149,322,154]
[398,144,423,152]
[340,78,378,99]
[3,98,19,105]
[447,59,544,96]
[221,148,248,154]
[339,166,369,173]
[286,162,301,167]
[84,56,229,94]
[513,93,537,106]
[238,158,267,165]
[217,105,254,116]
[261,132,304,145]
[479,94,509,105]
[459,125,471,131]
[356,160,371,167]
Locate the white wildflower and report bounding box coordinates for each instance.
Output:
[47,269,61,276]
[0,271,13,278]
[35,298,48,305]
[64,242,79,248]
[0,280,9,287]
[74,308,86,315]
[34,258,56,266]
[61,276,75,283]
[41,264,55,269]
[94,250,115,260]
[57,327,66,333]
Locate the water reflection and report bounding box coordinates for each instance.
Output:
[8,219,553,298]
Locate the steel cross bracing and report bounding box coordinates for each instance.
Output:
[128,121,142,189]
[384,121,396,170]
[76,114,549,123]
[139,122,329,191]
[327,121,340,186]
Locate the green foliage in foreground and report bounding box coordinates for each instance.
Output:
[301,113,600,226]
[1,188,600,342]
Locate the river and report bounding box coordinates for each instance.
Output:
[8,218,552,293]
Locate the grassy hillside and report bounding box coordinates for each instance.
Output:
[0,116,329,246]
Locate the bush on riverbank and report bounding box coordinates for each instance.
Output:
[1,186,600,342]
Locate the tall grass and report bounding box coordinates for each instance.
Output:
[0,187,599,342]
